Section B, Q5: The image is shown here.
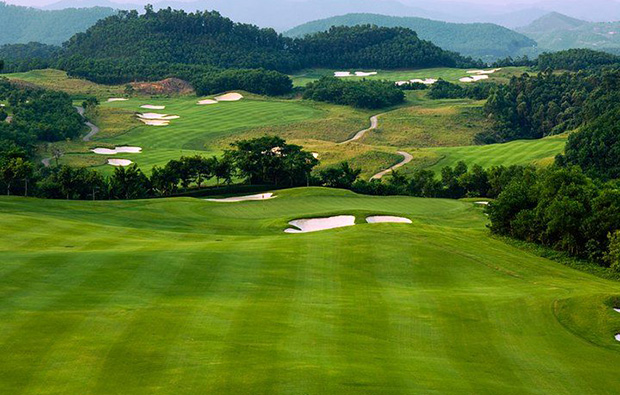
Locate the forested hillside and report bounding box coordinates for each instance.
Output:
[284,13,537,61]
[0,2,115,46]
[59,8,480,83]
[519,12,620,53]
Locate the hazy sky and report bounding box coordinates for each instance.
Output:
[2,0,614,9]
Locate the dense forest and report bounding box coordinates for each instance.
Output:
[56,8,480,83]
[0,42,59,73]
[303,77,405,109]
[480,68,620,143]
[284,13,537,62]
[0,2,115,46]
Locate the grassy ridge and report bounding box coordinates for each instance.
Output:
[1,188,620,393]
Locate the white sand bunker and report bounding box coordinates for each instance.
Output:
[614,308,620,313]
[475,201,490,206]
[366,216,412,224]
[92,146,142,155]
[214,93,244,102]
[107,159,133,167]
[285,215,356,234]
[460,75,489,83]
[335,71,352,77]
[107,98,128,102]
[616,334,620,342]
[140,120,170,126]
[141,105,165,110]
[206,193,274,202]
[412,78,437,85]
[355,71,378,77]
[137,112,180,126]
[197,99,218,105]
[468,68,501,75]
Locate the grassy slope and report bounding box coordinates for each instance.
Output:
[1,188,620,393]
[5,69,125,98]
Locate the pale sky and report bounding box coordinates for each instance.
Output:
[2,0,616,9]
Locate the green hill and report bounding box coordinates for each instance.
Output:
[519,12,620,53]
[59,8,479,82]
[284,13,538,61]
[0,2,115,46]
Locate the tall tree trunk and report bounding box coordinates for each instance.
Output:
[24,179,28,197]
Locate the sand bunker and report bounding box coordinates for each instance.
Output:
[107,98,128,102]
[614,308,620,313]
[366,216,412,224]
[214,93,243,102]
[137,112,180,126]
[140,119,170,126]
[137,113,179,120]
[616,334,620,342]
[285,215,356,234]
[206,193,274,202]
[197,99,218,105]
[467,68,501,75]
[335,71,352,77]
[92,146,142,155]
[411,78,438,85]
[475,201,490,206]
[140,105,165,110]
[355,71,378,77]
[107,159,133,167]
[460,75,489,83]
[312,152,319,159]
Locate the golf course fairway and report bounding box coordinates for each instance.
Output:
[1,188,620,393]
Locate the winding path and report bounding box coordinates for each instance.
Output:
[339,114,380,144]
[76,106,100,142]
[371,151,414,180]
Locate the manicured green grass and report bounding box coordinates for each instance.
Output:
[422,134,568,172]
[290,67,529,86]
[1,187,620,393]
[61,95,324,172]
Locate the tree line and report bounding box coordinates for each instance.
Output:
[0,136,318,199]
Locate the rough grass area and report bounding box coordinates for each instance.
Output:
[1,188,620,393]
[4,69,125,98]
[365,96,489,148]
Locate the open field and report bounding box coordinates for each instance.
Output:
[1,187,620,393]
[290,67,529,87]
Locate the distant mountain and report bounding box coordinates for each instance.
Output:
[285,14,537,62]
[38,0,620,32]
[519,12,620,53]
[0,2,116,46]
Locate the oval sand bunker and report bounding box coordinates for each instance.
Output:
[197,99,218,105]
[285,215,356,234]
[206,193,274,202]
[366,216,412,224]
[107,98,128,102]
[107,159,133,167]
[141,105,165,110]
[616,334,620,342]
[214,93,243,102]
[92,147,142,155]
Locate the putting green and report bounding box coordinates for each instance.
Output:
[1,188,620,393]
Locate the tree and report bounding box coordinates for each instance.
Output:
[213,155,234,186]
[109,164,150,200]
[605,231,620,272]
[0,157,30,196]
[319,162,361,189]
